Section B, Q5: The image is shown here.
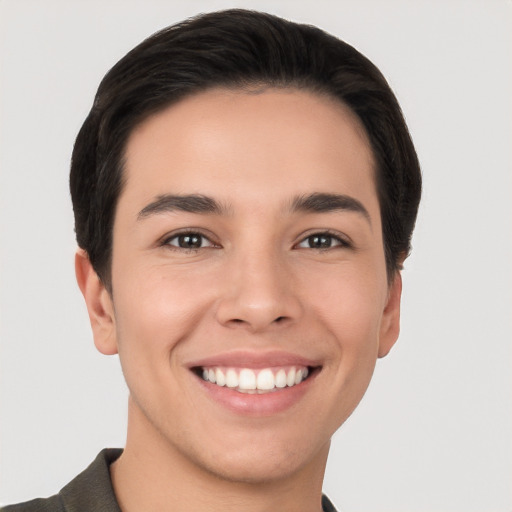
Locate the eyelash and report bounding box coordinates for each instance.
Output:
[161,229,352,253]
[161,230,218,251]
[295,230,352,250]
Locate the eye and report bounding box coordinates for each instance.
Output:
[164,231,216,250]
[296,232,350,250]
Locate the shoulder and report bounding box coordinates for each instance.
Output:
[322,494,339,512]
[1,495,64,512]
[1,449,123,512]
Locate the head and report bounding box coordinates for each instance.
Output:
[70,9,421,292]
[71,9,421,485]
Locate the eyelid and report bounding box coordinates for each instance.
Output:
[159,228,220,249]
[294,229,353,249]
[157,228,352,250]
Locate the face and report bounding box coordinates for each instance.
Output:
[78,88,401,484]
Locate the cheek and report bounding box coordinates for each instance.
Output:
[301,263,387,343]
[110,265,219,421]
[111,263,216,363]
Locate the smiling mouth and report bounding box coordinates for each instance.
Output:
[193,366,316,394]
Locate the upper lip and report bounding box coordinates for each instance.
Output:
[186,350,322,370]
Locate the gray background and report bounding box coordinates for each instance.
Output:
[1,1,511,510]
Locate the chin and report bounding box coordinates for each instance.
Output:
[177,432,330,486]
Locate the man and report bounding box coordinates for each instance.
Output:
[3,9,421,512]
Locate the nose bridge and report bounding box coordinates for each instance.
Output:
[216,241,300,331]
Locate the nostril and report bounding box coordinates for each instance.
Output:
[275,316,286,323]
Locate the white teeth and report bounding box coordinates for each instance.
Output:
[286,367,296,387]
[275,369,287,388]
[239,369,256,390]
[200,366,310,392]
[256,369,275,390]
[226,369,238,388]
[215,368,226,387]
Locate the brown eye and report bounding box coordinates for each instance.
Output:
[166,232,214,249]
[297,232,348,249]
[307,235,333,248]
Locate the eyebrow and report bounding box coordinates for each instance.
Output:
[137,191,371,225]
[289,192,371,225]
[138,194,227,219]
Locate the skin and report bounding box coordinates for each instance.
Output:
[76,88,402,512]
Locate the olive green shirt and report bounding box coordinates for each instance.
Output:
[2,449,338,511]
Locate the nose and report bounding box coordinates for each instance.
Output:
[215,247,302,332]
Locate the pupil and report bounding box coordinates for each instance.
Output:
[179,234,202,248]
[309,235,331,248]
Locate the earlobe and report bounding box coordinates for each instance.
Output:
[378,271,402,358]
[75,249,118,355]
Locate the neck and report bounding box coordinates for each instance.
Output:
[111,398,329,512]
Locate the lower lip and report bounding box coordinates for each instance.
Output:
[194,371,317,416]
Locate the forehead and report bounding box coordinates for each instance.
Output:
[121,87,377,216]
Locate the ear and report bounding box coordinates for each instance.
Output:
[378,271,402,358]
[75,249,118,355]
